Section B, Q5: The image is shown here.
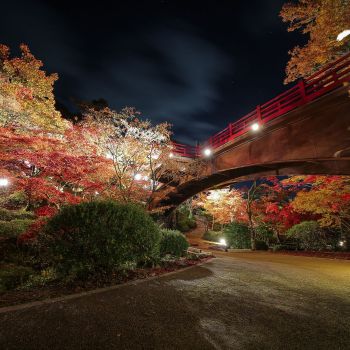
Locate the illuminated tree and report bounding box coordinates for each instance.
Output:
[280,0,350,83]
[79,106,180,203]
[0,127,109,211]
[195,188,246,229]
[289,175,350,249]
[0,44,67,132]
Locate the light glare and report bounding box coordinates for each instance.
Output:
[337,30,350,41]
[251,123,260,131]
[105,152,113,159]
[203,148,212,157]
[219,238,226,246]
[0,178,9,187]
[134,173,142,181]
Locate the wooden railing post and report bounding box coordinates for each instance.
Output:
[256,105,262,123]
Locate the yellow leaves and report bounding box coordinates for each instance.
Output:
[291,176,350,228]
[195,189,245,225]
[0,43,66,133]
[280,0,350,83]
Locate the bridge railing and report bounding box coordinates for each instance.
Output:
[173,52,350,157]
[171,141,199,158]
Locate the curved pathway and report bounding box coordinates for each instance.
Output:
[1,252,350,350]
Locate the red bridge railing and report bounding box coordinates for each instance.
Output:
[173,52,350,158]
[171,142,199,158]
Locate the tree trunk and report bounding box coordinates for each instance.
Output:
[251,235,256,251]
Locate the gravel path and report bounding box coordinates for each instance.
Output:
[1,253,350,350]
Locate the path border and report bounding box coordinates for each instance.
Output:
[0,259,214,314]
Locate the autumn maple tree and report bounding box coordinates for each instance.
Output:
[280,0,350,83]
[0,44,67,132]
[78,104,182,204]
[288,175,350,248]
[0,127,110,211]
[195,188,245,229]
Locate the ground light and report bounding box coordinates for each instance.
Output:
[134,173,142,181]
[169,152,174,158]
[203,148,212,157]
[219,238,226,246]
[0,178,9,187]
[251,122,260,131]
[337,30,350,41]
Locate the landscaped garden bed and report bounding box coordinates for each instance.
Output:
[0,254,213,308]
[0,201,214,308]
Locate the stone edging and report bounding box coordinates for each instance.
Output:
[0,258,214,314]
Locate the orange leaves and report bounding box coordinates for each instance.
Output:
[0,43,67,132]
[280,0,350,83]
[289,176,350,228]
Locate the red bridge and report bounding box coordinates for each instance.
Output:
[151,53,350,210]
[172,52,350,158]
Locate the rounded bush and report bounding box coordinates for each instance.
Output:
[0,219,35,239]
[0,208,35,221]
[160,229,189,257]
[255,240,269,250]
[224,222,250,249]
[41,201,161,279]
[202,230,222,242]
[0,264,34,291]
[286,221,326,251]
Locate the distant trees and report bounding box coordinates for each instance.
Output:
[280,0,350,83]
[194,176,350,251]
[194,189,245,229]
[288,176,350,249]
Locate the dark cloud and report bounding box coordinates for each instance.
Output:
[0,0,302,144]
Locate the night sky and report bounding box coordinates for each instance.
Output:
[0,0,303,145]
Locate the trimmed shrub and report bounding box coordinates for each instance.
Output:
[160,229,189,257]
[286,221,327,251]
[188,219,197,229]
[40,201,161,279]
[176,220,190,232]
[202,230,222,242]
[256,224,274,244]
[272,244,283,252]
[0,208,35,221]
[224,222,250,249]
[0,264,35,291]
[255,240,269,250]
[1,191,28,209]
[0,219,35,239]
[176,206,196,232]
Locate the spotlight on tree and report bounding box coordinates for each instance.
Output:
[0,178,9,187]
[337,30,350,41]
[134,173,142,181]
